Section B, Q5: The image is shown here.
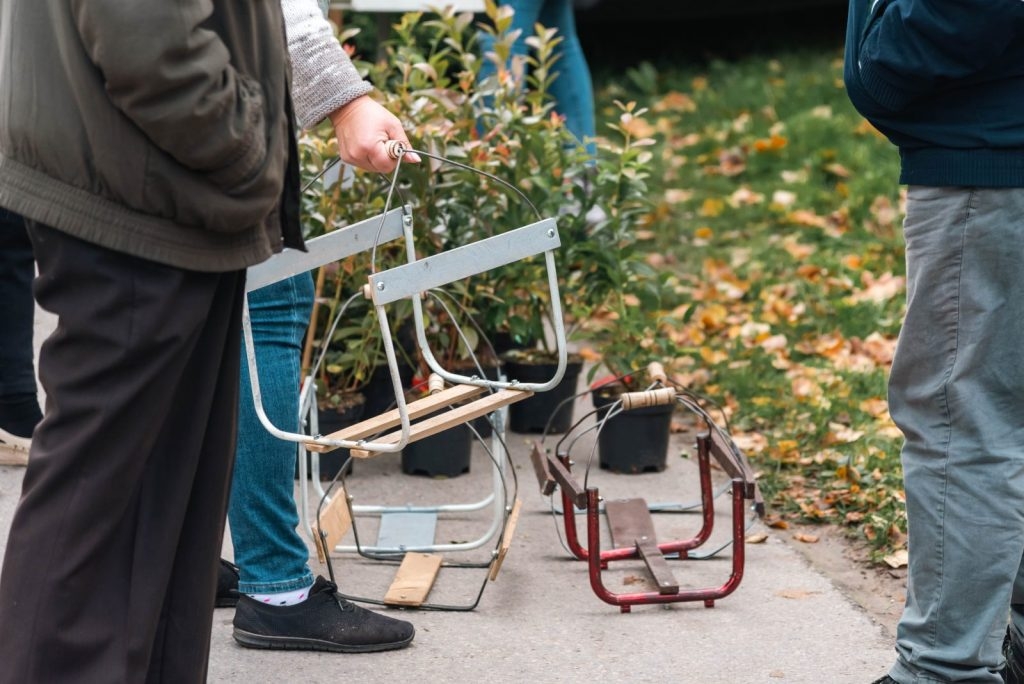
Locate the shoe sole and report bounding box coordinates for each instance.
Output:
[0,444,28,467]
[232,627,414,653]
[215,596,239,608]
[0,426,30,466]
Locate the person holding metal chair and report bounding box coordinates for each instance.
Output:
[0,0,413,679]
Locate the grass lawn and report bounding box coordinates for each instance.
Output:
[592,40,909,563]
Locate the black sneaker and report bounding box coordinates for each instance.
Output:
[216,559,240,608]
[869,677,897,684]
[232,576,415,653]
[1005,626,1024,684]
[0,425,31,453]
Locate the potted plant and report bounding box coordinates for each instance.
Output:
[300,5,666,443]
[346,5,596,434]
[557,95,684,471]
[398,375,475,478]
[579,252,682,473]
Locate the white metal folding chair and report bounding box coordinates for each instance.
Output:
[242,146,568,607]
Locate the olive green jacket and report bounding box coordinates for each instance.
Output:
[0,0,303,271]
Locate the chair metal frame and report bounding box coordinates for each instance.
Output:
[530,368,765,612]
[242,150,569,606]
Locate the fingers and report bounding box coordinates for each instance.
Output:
[360,139,416,174]
[329,95,418,174]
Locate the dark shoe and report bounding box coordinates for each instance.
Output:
[0,425,31,453]
[0,393,42,455]
[869,677,897,684]
[232,576,415,653]
[1005,627,1024,684]
[216,559,240,608]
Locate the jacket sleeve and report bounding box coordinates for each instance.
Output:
[281,0,373,130]
[857,0,1024,111]
[69,0,271,193]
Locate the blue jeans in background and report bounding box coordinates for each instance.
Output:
[229,273,316,594]
[477,0,596,155]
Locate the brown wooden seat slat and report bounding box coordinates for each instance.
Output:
[545,453,588,510]
[605,498,679,595]
[305,383,487,453]
[347,389,533,458]
[383,553,443,607]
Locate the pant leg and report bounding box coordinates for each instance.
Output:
[0,222,245,684]
[537,0,596,153]
[0,208,39,397]
[476,0,546,128]
[229,273,316,594]
[889,187,1024,683]
[479,0,545,63]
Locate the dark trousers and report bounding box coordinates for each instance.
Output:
[0,222,245,683]
[0,208,37,397]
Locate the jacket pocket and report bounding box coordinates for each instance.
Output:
[141,139,285,235]
[858,0,891,61]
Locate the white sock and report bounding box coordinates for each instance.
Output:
[246,581,315,607]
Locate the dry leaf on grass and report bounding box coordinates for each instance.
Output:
[883,549,908,569]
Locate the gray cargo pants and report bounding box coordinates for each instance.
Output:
[889,186,1024,683]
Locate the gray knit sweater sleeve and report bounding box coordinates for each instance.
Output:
[282,0,373,130]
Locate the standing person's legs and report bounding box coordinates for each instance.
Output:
[227,273,414,653]
[0,208,43,450]
[537,0,595,152]
[888,187,1024,683]
[476,0,545,107]
[229,273,316,597]
[0,222,245,684]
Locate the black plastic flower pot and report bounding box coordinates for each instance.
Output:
[401,423,473,478]
[504,357,584,434]
[449,361,501,440]
[592,390,673,474]
[361,361,416,418]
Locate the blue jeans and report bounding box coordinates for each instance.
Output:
[229,273,316,594]
[477,0,596,154]
[888,187,1024,683]
[0,208,37,398]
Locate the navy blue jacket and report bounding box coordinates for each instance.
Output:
[844,0,1024,187]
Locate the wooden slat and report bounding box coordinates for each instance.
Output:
[310,489,352,564]
[607,498,654,548]
[637,539,680,595]
[488,499,522,581]
[529,442,556,496]
[705,428,745,481]
[705,429,763,511]
[545,453,587,510]
[606,498,678,594]
[305,384,486,453]
[348,389,533,457]
[383,553,443,607]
